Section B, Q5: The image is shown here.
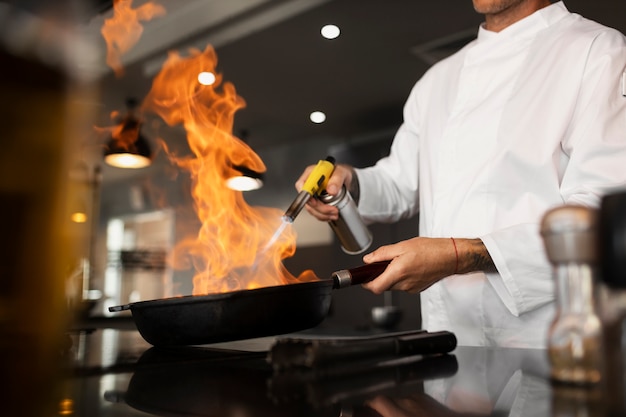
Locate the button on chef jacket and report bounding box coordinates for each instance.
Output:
[355,1,626,348]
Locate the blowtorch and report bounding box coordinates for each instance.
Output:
[271,155,371,255]
[282,156,336,222]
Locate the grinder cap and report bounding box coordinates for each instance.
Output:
[540,205,598,264]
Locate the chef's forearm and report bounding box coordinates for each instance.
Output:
[456,238,497,274]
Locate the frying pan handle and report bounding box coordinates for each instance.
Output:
[331,261,391,289]
[108,304,131,312]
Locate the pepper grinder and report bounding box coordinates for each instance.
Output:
[541,205,604,385]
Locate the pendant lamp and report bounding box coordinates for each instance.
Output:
[104,98,152,169]
[226,164,264,191]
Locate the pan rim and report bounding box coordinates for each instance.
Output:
[120,279,334,310]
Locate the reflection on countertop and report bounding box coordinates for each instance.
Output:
[60,319,625,417]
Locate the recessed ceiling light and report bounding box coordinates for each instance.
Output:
[310,111,326,124]
[198,71,216,85]
[321,24,340,40]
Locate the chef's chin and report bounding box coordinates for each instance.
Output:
[472,0,525,15]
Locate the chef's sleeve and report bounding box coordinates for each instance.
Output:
[354,122,420,224]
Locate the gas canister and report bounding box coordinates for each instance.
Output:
[319,185,372,254]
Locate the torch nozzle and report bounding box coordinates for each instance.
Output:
[283,191,311,222]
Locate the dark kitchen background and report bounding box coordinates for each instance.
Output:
[2,0,625,334]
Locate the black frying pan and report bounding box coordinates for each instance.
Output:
[109,261,390,346]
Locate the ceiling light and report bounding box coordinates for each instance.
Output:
[321,24,340,40]
[198,71,216,85]
[226,165,264,191]
[104,151,151,169]
[226,176,263,191]
[310,111,326,124]
[104,98,152,169]
[104,132,152,169]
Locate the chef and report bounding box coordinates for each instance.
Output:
[296,0,626,348]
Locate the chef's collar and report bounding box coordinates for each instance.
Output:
[476,1,569,43]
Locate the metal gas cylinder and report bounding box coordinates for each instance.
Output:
[319,185,372,255]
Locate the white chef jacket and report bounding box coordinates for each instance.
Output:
[355,2,626,347]
[425,348,551,416]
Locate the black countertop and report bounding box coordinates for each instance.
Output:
[59,320,625,417]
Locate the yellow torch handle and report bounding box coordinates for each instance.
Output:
[301,157,336,196]
[282,156,336,222]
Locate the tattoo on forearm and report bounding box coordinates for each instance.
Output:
[468,239,497,273]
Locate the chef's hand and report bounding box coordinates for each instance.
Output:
[361,237,495,294]
[294,163,354,221]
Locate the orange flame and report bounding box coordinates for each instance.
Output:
[108,110,139,150]
[101,0,166,77]
[93,109,142,159]
[143,45,317,294]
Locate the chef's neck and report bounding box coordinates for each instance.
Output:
[476,0,552,33]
